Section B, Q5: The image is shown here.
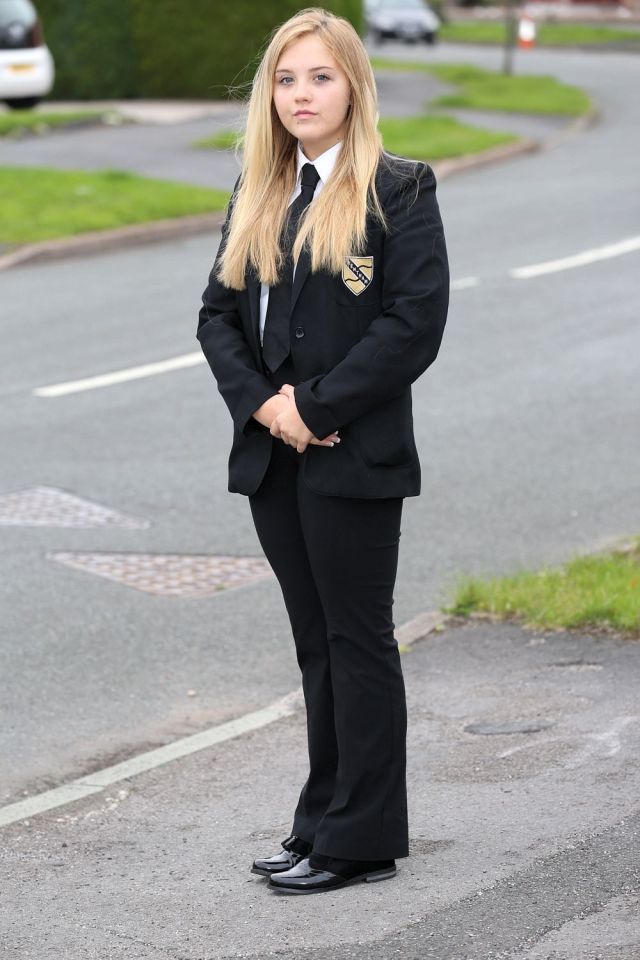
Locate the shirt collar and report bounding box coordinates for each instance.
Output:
[296,139,342,187]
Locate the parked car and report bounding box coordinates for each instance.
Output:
[0,0,54,109]
[365,0,440,45]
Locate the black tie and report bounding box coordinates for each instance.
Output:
[262,162,321,373]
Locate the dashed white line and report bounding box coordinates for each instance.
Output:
[511,235,640,279]
[451,276,478,291]
[0,611,446,829]
[33,351,205,397]
[32,234,637,400]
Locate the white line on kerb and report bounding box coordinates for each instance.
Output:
[511,235,640,279]
[0,611,445,829]
[0,690,305,828]
[33,352,205,397]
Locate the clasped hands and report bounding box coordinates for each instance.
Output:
[257,384,340,454]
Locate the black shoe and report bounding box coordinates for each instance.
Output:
[267,853,396,894]
[251,835,313,877]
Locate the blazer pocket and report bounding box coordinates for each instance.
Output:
[350,393,417,468]
[352,421,415,468]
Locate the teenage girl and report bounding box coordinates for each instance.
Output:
[197,6,449,895]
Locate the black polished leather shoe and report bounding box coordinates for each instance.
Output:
[251,835,313,877]
[267,853,396,893]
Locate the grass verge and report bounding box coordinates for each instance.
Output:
[439,21,640,47]
[445,539,640,636]
[0,167,229,245]
[195,129,239,150]
[378,113,515,159]
[195,114,516,161]
[0,109,114,137]
[371,58,591,115]
[197,61,590,158]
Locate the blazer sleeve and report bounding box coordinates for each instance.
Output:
[197,178,278,437]
[293,163,450,439]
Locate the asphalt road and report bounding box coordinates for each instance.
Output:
[0,60,564,192]
[0,68,454,190]
[2,618,639,958]
[1,41,639,958]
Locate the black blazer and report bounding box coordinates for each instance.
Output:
[197,152,450,499]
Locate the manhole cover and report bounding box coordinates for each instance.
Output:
[464,719,556,736]
[0,485,148,529]
[48,551,274,597]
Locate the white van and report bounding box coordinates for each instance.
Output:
[0,0,54,109]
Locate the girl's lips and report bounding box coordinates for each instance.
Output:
[295,112,315,117]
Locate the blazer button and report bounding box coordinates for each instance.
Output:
[294,326,305,339]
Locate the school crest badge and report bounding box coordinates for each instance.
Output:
[342,256,374,296]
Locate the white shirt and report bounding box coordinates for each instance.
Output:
[259,139,343,346]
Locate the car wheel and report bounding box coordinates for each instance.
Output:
[5,97,42,110]
[424,32,437,45]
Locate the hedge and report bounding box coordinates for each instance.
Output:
[36,1,364,100]
[36,0,136,99]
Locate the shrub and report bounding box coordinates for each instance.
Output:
[37,1,364,100]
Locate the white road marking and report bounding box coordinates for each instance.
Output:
[33,352,205,397]
[0,690,304,828]
[0,611,446,829]
[23,235,640,398]
[511,235,640,279]
[498,716,640,764]
[563,716,640,769]
[29,233,638,400]
[31,277,477,399]
[451,276,478,291]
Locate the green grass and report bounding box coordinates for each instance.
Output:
[371,58,591,115]
[195,115,516,162]
[440,21,640,47]
[0,109,112,136]
[430,63,591,115]
[0,167,230,245]
[199,60,590,161]
[446,540,640,635]
[378,113,515,159]
[194,129,240,150]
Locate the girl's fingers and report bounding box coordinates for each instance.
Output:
[310,437,338,447]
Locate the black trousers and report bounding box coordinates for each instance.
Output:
[248,354,409,861]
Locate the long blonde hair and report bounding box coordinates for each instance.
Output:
[216,7,388,291]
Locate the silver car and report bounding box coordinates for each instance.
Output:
[365,0,440,45]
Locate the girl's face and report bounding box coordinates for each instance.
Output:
[272,33,351,161]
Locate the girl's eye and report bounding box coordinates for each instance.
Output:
[276,74,331,85]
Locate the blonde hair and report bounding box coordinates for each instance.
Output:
[216,7,388,291]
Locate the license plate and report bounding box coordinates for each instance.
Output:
[399,22,421,35]
[9,63,36,72]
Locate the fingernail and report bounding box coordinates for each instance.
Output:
[330,442,334,447]
[334,438,341,443]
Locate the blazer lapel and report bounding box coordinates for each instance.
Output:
[245,264,262,351]
[290,246,311,318]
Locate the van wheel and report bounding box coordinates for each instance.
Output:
[5,97,41,110]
